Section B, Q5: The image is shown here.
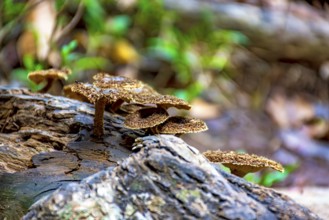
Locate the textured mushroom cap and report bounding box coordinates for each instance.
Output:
[70,82,117,104]
[28,69,71,84]
[63,84,90,102]
[131,94,191,110]
[203,150,284,177]
[93,73,144,89]
[92,73,190,110]
[153,116,208,134]
[124,107,169,129]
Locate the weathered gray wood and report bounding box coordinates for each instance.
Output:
[0,87,321,219]
[24,135,320,219]
[0,86,144,220]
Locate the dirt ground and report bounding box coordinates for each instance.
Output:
[276,187,329,219]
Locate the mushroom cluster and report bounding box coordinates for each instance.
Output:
[203,150,284,177]
[66,73,208,138]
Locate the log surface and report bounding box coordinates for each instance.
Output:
[0,87,321,219]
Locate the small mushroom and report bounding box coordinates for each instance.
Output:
[71,82,122,138]
[69,73,193,138]
[124,107,169,129]
[151,116,208,135]
[28,68,71,93]
[203,150,284,177]
[93,73,156,112]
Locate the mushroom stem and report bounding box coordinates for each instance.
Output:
[39,78,54,93]
[94,96,106,138]
[230,169,247,178]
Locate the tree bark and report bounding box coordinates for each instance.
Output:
[0,87,321,219]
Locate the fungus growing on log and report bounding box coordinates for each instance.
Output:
[69,73,198,137]
[70,82,123,138]
[124,107,169,129]
[28,68,71,93]
[131,94,191,110]
[203,150,284,177]
[151,116,208,135]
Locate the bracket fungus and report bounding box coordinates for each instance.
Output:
[124,107,169,129]
[28,68,71,93]
[68,73,203,137]
[203,150,284,177]
[151,116,208,135]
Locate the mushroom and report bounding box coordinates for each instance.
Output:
[93,73,157,112]
[70,73,193,138]
[70,82,123,138]
[130,94,191,110]
[124,107,169,129]
[28,68,71,93]
[151,116,208,135]
[93,73,191,110]
[63,84,89,102]
[203,150,284,177]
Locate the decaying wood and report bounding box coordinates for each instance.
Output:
[0,87,321,219]
[0,86,144,219]
[164,0,329,66]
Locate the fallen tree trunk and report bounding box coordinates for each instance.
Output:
[0,87,320,219]
[164,0,329,66]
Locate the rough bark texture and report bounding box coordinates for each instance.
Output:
[24,135,320,220]
[164,0,329,66]
[0,87,321,219]
[0,86,144,219]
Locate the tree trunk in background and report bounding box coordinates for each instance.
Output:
[164,0,329,66]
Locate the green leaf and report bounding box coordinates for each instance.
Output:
[106,15,131,36]
[22,55,36,71]
[72,56,108,71]
[55,0,66,12]
[83,0,106,32]
[148,38,178,61]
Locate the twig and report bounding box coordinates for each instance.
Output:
[54,0,84,41]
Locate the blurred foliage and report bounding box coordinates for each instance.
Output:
[1,0,246,101]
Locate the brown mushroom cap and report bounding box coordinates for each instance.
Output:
[93,73,144,89]
[203,150,284,177]
[124,107,169,129]
[92,73,190,110]
[28,68,71,84]
[63,84,90,102]
[70,82,124,104]
[153,116,208,134]
[130,94,191,110]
